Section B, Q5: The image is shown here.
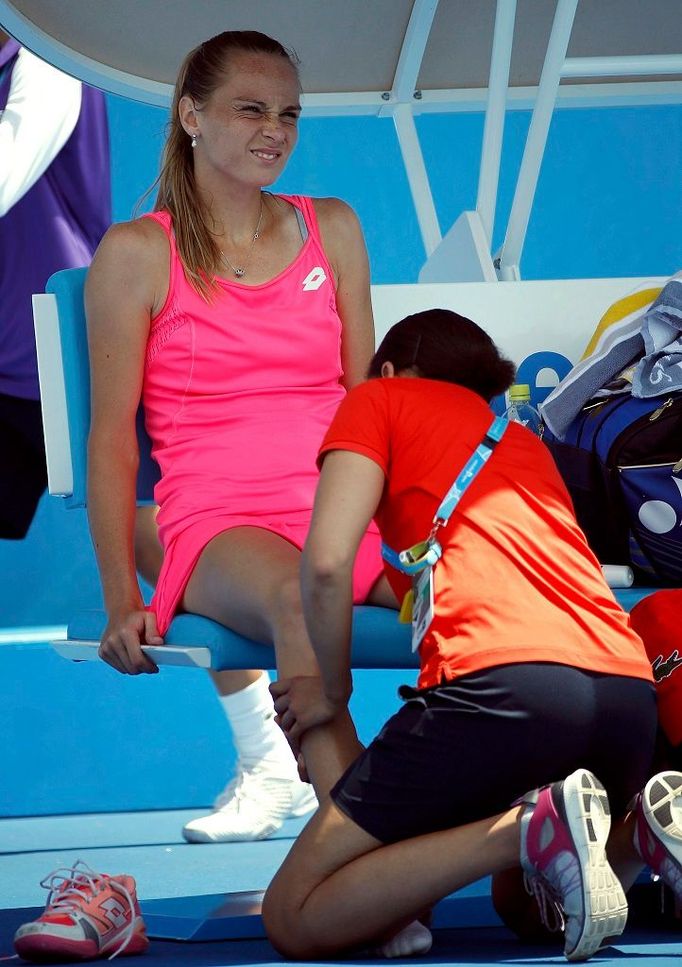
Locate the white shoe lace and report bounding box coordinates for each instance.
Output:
[213,767,297,814]
[524,851,582,932]
[523,870,566,934]
[213,771,241,810]
[661,856,682,897]
[40,860,137,961]
[526,851,586,950]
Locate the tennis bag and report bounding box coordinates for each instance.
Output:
[543,393,682,585]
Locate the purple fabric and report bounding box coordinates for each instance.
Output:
[0,45,111,399]
[0,37,20,72]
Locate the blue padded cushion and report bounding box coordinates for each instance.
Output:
[67,589,657,671]
[67,605,416,670]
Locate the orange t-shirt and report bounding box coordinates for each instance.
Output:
[319,378,653,690]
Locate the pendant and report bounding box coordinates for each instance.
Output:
[234,267,245,278]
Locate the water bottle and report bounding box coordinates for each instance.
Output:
[503,384,543,436]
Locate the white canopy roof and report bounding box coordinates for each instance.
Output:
[1,0,681,107]
[2,0,680,279]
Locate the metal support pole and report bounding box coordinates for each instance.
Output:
[496,0,579,279]
[562,54,682,78]
[393,0,440,101]
[390,0,442,259]
[476,0,517,247]
[393,103,442,257]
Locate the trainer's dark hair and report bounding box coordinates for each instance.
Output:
[368,308,516,401]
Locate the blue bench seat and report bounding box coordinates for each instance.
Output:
[55,587,659,671]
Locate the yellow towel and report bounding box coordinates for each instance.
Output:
[580,286,663,360]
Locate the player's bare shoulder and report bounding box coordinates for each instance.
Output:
[91,216,167,277]
[87,216,170,317]
[312,198,366,282]
[313,197,362,239]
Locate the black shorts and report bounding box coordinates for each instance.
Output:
[0,392,47,539]
[331,662,657,844]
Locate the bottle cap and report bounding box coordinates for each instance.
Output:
[509,383,531,402]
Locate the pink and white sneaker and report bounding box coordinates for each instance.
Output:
[633,771,682,901]
[14,860,149,962]
[519,768,627,962]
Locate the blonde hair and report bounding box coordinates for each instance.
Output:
[152,31,299,297]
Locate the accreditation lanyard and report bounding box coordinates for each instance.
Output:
[381,415,508,649]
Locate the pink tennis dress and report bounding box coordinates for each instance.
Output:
[142,196,382,635]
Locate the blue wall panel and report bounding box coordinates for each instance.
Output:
[0,644,403,816]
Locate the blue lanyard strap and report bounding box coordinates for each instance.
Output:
[432,415,507,525]
[381,540,441,575]
[381,415,508,575]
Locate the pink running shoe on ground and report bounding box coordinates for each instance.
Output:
[519,768,627,962]
[634,771,682,901]
[14,860,149,962]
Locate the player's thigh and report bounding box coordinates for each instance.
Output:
[366,574,399,609]
[134,505,162,587]
[182,525,304,644]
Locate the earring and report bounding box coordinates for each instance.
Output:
[191,133,198,148]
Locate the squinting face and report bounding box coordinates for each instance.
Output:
[187,51,301,188]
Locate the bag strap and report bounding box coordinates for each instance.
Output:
[381,415,508,575]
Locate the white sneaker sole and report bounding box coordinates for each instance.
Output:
[182,818,281,843]
[559,769,628,962]
[641,772,682,867]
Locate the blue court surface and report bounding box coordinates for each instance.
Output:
[3,626,682,966]
[3,805,682,967]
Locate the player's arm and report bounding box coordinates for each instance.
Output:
[85,218,166,673]
[315,197,375,389]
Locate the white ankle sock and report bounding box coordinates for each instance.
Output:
[220,673,297,777]
[375,921,433,959]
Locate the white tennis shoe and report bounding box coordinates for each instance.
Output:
[182,766,318,843]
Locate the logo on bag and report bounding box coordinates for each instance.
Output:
[652,649,682,683]
[302,267,327,291]
[637,475,682,536]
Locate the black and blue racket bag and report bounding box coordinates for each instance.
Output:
[543,393,682,585]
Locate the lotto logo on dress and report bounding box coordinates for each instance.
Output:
[302,267,327,291]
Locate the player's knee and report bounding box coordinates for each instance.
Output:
[262,883,317,960]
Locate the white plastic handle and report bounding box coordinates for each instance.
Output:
[601,564,634,589]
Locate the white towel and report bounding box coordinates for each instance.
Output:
[540,274,681,439]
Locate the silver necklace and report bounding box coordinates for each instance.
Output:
[220,198,264,278]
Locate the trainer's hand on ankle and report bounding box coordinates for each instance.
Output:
[270,675,344,745]
[99,608,162,675]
